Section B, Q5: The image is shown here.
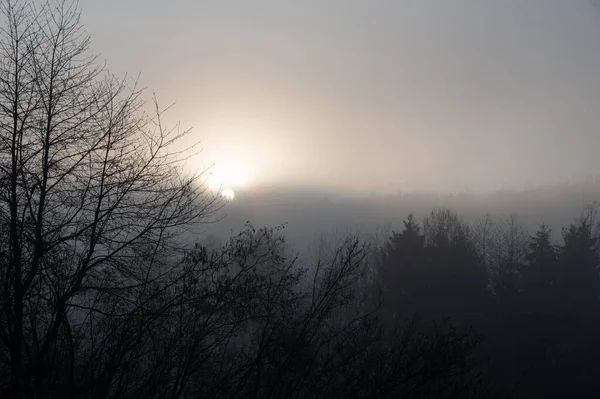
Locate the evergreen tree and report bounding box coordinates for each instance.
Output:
[555,219,600,392]
[377,214,427,320]
[423,209,489,325]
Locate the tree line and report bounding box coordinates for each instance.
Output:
[377,208,600,397]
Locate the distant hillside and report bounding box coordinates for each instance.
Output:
[202,180,600,251]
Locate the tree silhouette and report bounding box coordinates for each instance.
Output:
[553,218,600,394]
[377,214,427,321]
[0,1,220,395]
[422,209,489,326]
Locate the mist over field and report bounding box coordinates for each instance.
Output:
[207,181,600,249]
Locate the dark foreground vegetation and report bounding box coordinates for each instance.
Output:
[0,1,598,398]
[377,208,600,398]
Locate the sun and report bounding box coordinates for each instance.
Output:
[221,188,235,201]
[207,167,247,191]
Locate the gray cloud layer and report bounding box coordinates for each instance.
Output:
[81,0,600,194]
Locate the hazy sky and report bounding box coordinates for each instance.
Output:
[79,0,600,194]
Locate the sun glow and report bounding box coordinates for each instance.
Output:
[207,166,247,191]
[221,188,235,201]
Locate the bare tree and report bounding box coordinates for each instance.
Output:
[180,225,488,399]
[423,208,472,248]
[473,213,495,272]
[0,1,219,396]
[494,214,529,266]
